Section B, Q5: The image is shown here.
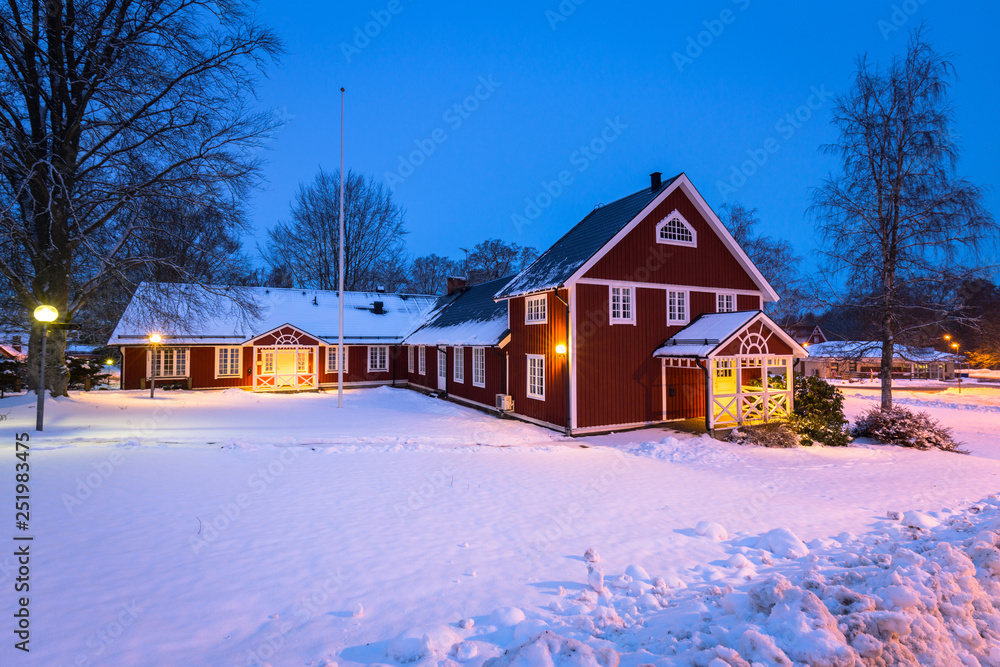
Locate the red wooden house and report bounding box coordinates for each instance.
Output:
[110,172,805,434]
[110,285,437,391]
[482,171,807,434]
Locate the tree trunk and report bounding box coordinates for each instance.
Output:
[880,326,894,411]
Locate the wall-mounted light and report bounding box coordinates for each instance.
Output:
[556,343,567,355]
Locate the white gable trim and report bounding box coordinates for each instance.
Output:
[564,174,780,302]
[655,209,697,247]
[246,323,327,346]
[705,312,809,359]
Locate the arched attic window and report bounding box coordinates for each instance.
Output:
[656,210,697,247]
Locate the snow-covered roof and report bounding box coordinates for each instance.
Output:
[496,175,681,299]
[806,341,959,363]
[109,283,438,346]
[405,277,511,347]
[654,311,760,357]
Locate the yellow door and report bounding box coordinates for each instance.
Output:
[275,350,296,387]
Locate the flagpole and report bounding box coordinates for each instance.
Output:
[338,87,345,408]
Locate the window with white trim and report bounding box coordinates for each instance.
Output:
[296,349,308,373]
[217,346,241,377]
[453,346,464,383]
[327,345,347,373]
[262,350,274,374]
[368,345,388,372]
[438,348,447,378]
[527,354,545,400]
[418,346,426,374]
[407,346,414,373]
[667,290,688,325]
[152,348,188,377]
[472,347,486,387]
[656,210,697,247]
[717,293,736,313]
[525,294,547,324]
[610,285,634,324]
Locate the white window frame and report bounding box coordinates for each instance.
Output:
[150,347,189,378]
[472,347,486,388]
[215,346,241,378]
[296,349,308,373]
[437,347,447,380]
[525,294,547,324]
[717,292,737,313]
[326,345,348,373]
[655,209,697,247]
[609,285,635,325]
[453,346,464,383]
[527,354,545,400]
[407,346,414,373]
[262,350,275,374]
[368,345,389,373]
[418,346,426,375]
[667,290,689,326]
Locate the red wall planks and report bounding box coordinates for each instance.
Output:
[508,290,568,428]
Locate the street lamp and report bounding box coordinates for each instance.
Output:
[148,333,162,398]
[951,341,962,393]
[33,304,59,432]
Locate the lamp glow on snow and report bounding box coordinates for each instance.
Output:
[33,304,58,431]
[555,343,567,355]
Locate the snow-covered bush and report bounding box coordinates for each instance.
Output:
[0,356,25,394]
[852,405,962,452]
[727,421,799,448]
[790,375,852,447]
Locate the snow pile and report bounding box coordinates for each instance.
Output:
[619,435,742,467]
[405,498,1000,666]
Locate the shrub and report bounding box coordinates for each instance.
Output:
[852,405,963,452]
[66,356,110,390]
[727,421,800,448]
[0,356,26,395]
[790,376,852,447]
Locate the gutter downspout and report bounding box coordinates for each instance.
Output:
[553,289,571,437]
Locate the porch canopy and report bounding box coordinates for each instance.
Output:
[654,311,808,430]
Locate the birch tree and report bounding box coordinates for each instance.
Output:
[813,29,995,409]
[0,0,281,395]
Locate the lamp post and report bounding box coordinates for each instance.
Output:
[148,333,162,398]
[33,304,58,432]
[951,342,961,393]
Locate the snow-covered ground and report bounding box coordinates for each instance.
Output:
[1,385,999,665]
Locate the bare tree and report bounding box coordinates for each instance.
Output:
[720,202,807,325]
[813,28,996,409]
[406,254,458,295]
[0,0,281,395]
[465,238,538,285]
[263,169,408,292]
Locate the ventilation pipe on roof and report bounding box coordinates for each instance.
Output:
[650,171,662,192]
[376,284,387,293]
[373,301,385,314]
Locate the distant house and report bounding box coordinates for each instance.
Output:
[786,324,827,346]
[110,172,809,434]
[801,341,959,380]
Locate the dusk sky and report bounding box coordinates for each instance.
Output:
[248,0,1000,268]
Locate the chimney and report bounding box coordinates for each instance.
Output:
[446,276,467,296]
[650,171,662,192]
[373,300,385,314]
[375,284,387,293]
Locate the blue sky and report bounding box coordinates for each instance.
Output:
[248,0,999,269]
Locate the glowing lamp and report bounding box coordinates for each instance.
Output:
[555,343,567,355]
[149,333,162,344]
[105,359,114,366]
[33,305,58,323]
